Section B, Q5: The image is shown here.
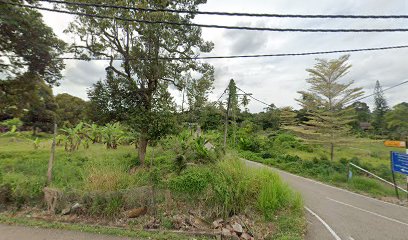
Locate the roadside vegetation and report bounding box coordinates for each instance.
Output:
[2,1,408,239]
[0,129,304,239]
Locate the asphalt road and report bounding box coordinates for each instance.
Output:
[246,160,408,240]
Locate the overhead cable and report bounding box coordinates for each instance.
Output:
[39,0,408,19]
[3,45,407,61]
[4,1,408,32]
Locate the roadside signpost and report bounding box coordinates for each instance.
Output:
[391,151,408,175]
[386,139,408,199]
[384,140,406,148]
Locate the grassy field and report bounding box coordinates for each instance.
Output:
[286,126,403,167]
[0,133,305,239]
[239,126,407,199]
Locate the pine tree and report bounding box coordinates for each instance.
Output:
[297,55,364,160]
[372,80,389,135]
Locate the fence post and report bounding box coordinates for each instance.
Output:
[47,123,57,186]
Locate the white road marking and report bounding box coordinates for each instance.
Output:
[304,206,342,240]
[327,197,408,227]
[245,160,408,209]
[349,237,355,240]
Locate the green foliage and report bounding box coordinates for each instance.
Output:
[173,155,187,175]
[101,122,125,149]
[372,80,389,135]
[385,102,408,139]
[0,118,23,130]
[55,94,88,127]
[169,167,212,196]
[241,131,400,198]
[60,122,84,151]
[169,156,302,220]
[2,172,44,204]
[85,193,123,218]
[0,1,65,84]
[297,55,364,160]
[19,74,59,134]
[191,136,214,163]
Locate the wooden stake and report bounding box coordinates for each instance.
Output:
[47,123,57,186]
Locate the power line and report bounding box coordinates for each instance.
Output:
[353,79,408,103]
[236,87,272,107]
[4,1,408,32]
[3,44,408,60]
[39,0,408,19]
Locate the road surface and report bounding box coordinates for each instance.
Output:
[246,160,408,240]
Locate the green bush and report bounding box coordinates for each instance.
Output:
[169,167,212,195]
[2,173,44,204]
[0,118,23,130]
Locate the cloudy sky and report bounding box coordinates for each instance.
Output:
[39,0,408,112]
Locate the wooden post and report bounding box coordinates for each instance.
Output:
[330,142,334,161]
[47,123,57,186]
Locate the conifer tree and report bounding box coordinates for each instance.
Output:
[372,80,389,135]
[297,55,363,160]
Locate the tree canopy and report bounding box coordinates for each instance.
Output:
[297,55,364,160]
[65,0,214,164]
[0,0,66,84]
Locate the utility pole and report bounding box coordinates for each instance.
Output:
[223,79,252,150]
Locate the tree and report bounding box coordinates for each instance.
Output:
[20,74,58,135]
[0,72,39,120]
[349,101,371,131]
[0,1,65,85]
[297,55,364,161]
[279,106,297,127]
[55,93,87,127]
[185,66,215,127]
[253,105,280,130]
[385,102,408,140]
[65,0,213,165]
[372,80,389,135]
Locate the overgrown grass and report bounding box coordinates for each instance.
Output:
[1,133,306,238]
[0,214,213,240]
[169,155,305,238]
[238,129,402,198]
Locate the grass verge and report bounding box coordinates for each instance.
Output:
[0,214,213,240]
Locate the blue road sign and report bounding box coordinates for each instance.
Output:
[391,151,408,175]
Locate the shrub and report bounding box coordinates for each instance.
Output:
[2,173,44,204]
[169,167,212,196]
[0,118,23,131]
[209,156,303,219]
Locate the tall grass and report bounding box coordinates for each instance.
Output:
[170,155,303,219]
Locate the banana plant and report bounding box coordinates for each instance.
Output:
[101,122,125,149]
[85,123,102,144]
[60,122,84,151]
